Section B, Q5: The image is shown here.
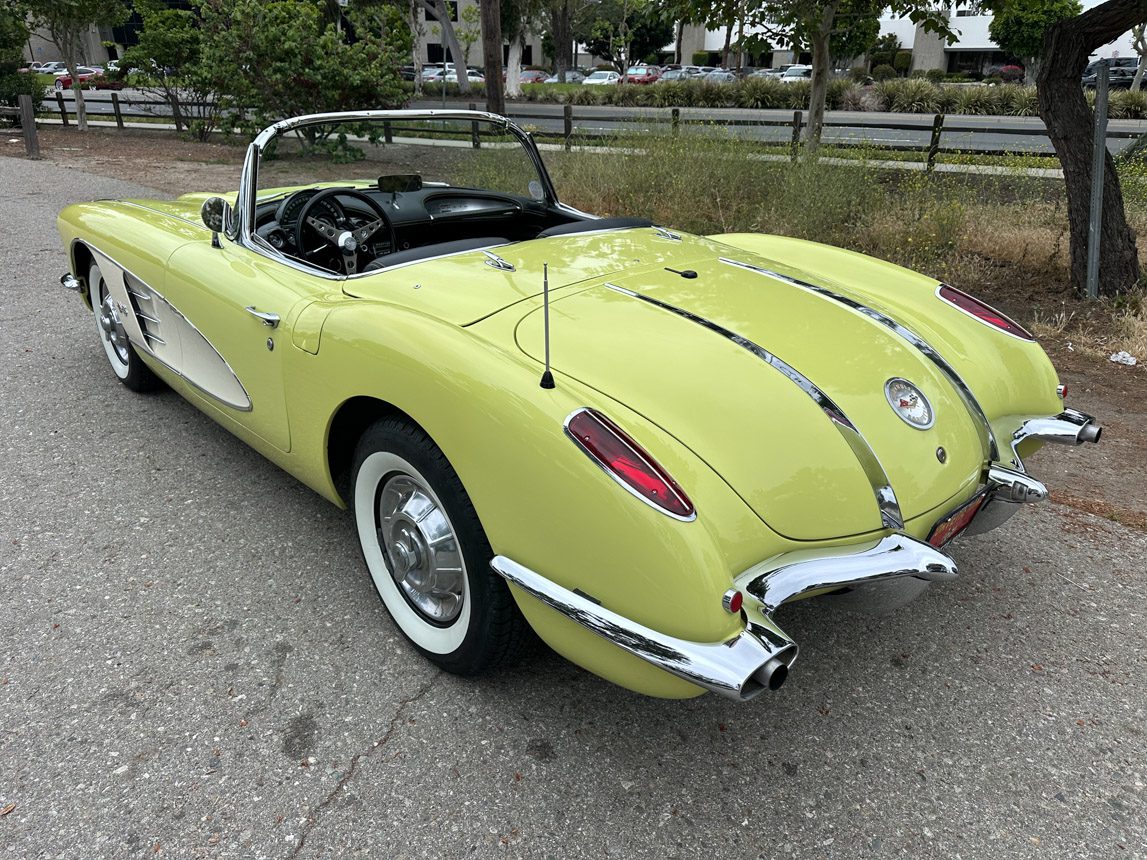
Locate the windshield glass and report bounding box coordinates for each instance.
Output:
[255,116,549,205]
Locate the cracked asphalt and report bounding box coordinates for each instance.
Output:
[2,155,1146,860]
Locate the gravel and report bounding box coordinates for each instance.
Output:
[1,154,1145,860]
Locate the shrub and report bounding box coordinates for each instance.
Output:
[925,68,945,83]
[734,76,784,109]
[956,85,1005,115]
[826,79,861,110]
[1109,90,1147,120]
[0,71,43,125]
[848,66,868,82]
[782,80,811,110]
[998,64,1025,83]
[872,78,936,113]
[893,50,912,75]
[1001,85,1038,117]
[691,51,709,66]
[872,63,897,81]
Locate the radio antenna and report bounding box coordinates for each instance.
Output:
[539,262,555,389]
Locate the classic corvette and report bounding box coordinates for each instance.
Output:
[57,110,1101,700]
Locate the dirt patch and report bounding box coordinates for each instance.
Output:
[18,125,1147,531]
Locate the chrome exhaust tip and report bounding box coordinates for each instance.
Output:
[1079,422,1102,444]
[753,656,790,692]
[60,272,81,291]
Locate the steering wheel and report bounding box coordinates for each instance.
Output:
[293,187,397,276]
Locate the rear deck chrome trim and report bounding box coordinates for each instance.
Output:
[718,257,1001,465]
[603,282,905,530]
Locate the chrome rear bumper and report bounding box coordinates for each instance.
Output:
[492,533,956,700]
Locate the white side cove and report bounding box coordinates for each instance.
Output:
[89,248,251,411]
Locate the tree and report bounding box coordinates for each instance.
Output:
[988,0,1081,82]
[1132,22,1145,90]
[572,0,673,72]
[756,1,952,153]
[22,0,128,131]
[984,0,1146,296]
[504,0,543,97]
[481,0,505,113]
[420,0,471,92]
[197,0,406,131]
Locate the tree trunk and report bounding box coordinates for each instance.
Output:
[721,19,733,68]
[411,0,424,95]
[674,21,683,64]
[803,3,837,155]
[1132,24,1146,92]
[64,58,89,132]
[481,0,505,114]
[550,1,573,78]
[1037,0,1143,297]
[423,0,471,93]
[506,36,523,98]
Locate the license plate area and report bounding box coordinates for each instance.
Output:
[927,490,989,548]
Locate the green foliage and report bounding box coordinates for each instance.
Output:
[0,4,28,71]
[573,0,673,72]
[691,50,709,65]
[872,63,896,81]
[987,0,1081,61]
[0,71,44,125]
[893,50,912,74]
[197,0,407,139]
[873,78,936,112]
[925,68,944,83]
[868,32,901,68]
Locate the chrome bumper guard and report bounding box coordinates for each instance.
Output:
[60,272,81,291]
[492,533,956,700]
[967,409,1101,536]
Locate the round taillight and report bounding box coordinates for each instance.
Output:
[938,285,1034,341]
[722,589,743,614]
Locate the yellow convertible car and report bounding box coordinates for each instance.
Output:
[58,110,1101,700]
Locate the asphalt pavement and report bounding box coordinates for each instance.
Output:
[1,155,1145,859]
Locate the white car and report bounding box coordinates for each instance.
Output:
[780,65,813,83]
[583,70,620,86]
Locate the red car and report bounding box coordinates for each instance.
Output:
[54,71,123,91]
[622,64,661,84]
[515,69,550,84]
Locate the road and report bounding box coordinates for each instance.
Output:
[54,87,1147,154]
[1,155,1146,859]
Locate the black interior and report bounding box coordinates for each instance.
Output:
[253,182,654,275]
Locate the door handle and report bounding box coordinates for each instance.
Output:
[245,306,280,328]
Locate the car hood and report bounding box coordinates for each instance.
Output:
[513,249,986,541]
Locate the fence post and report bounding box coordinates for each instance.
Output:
[926,113,944,173]
[383,120,393,144]
[563,103,573,151]
[56,90,69,127]
[671,107,680,135]
[469,102,480,148]
[790,110,802,161]
[111,92,124,130]
[18,94,39,159]
[1086,60,1110,300]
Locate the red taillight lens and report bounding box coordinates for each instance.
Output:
[938,285,1034,341]
[565,408,695,519]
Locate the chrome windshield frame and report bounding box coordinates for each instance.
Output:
[230,109,561,281]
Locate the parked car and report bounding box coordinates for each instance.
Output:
[515,69,551,84]
[55,108,1101,701]
[425,68,484,83]
[36,61,67,75]
[751,68,784,79]
[780,65,813,82]
[704,69,737,84]
[583,70,620,86]
[53,67,104,90]
[622,65,661,84]
[656,69,693,83]
[1082,57,1139,88]
[543,70,585,84]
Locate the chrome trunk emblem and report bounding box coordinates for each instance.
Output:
[885,378,934,429]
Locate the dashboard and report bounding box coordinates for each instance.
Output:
[253,184,547,270]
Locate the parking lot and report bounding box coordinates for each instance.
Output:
[1,155,1145,859]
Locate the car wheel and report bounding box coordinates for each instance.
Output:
[88,261,161,392]
[352,417,527,676]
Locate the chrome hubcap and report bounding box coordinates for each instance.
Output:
[98,288,130,364]
[376,473,464,624]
